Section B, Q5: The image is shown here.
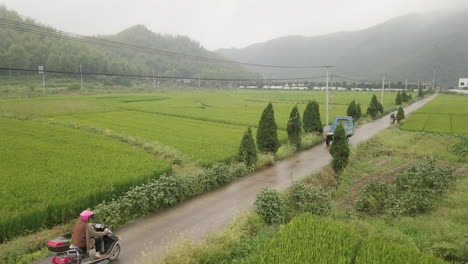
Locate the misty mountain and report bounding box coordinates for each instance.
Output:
[217,10,468,87]
[0,6,257,80]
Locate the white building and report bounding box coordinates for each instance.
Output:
[459,78,468,88]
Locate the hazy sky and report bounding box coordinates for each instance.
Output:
[0,0,466,50]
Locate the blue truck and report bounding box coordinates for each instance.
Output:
[326,116,355,146]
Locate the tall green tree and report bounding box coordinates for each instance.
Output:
[302,101,322,133]
[287,105,302,149]
[329,123,350,172]
[396,107,405,123]
[418,87,424,98]
[347,100,357,118]
[356,103,362,120]
[237,127,257,167]
[257,103,279,153]
[395,91,402,105]
[401,91,409,102]
[367,95,383,119]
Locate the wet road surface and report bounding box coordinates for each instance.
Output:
[36,95,436,264]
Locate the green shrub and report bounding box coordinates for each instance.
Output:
[330,123,350,172]
[347,100,357,119]
[452,137,468,156]
[355,158,454,217]
[257,103,279,154]
[356,181,394,215]
[95,162,247,227]
[395,158,454,215]
[254,188,285,224]
[237,127,258,167]
[288,182,330,216]
[286,105,302,149]
[356,103,362,120]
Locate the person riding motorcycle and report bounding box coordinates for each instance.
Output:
[390,113,396,123]
[71,210,110,259]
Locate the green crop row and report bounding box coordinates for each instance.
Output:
[241,214,447,264]
[0,118,171,242]
[53,110,288,165]
[402,95,468,135]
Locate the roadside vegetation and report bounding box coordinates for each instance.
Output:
[150,128,467,264]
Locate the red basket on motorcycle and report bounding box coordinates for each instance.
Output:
[47,237,71,252]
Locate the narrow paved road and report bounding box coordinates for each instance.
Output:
[36,95,436,264]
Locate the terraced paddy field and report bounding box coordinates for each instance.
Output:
[401,95,468,135]
[0,118,171,242]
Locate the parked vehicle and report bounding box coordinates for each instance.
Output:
[326,116,355,146]
[48,223,121,264]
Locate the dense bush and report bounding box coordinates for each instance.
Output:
[95,162,247,227]
[355,181,394,215]
[396,158,454,215]
[329,123,350,172]
[356,103,362,120]
[286,105,302,149]
[257,103,279,153]
[288,182,330,216]
[355,158,454,216]
[401,91,409,102]
[347,100,361,120]
[254,188,285,224]
[418,87,424,97]
[237,127,258,167]
[452,137,468,156]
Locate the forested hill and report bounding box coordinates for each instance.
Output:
[217,10,468,87]
[0,6,257,79]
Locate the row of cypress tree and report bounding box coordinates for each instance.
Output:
[238,101,324,167]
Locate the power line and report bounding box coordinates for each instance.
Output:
[0,18,334,69]
[0,66,326,82]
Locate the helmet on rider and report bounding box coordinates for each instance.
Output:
[80,210,94,221]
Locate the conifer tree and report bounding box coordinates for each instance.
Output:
[257,103,279,153]
[367,95,383,119]
[237,127,257,167]
[311,101,323,133]
[302,101,315,133]
[329,123,350,172]
[418,86,424,98]
[287,105,302,149]
[347,100,357,118]
[395,91,402,105]
[356,103,362,120]
[401,91,408,102]
[408,94,413,101]
[303,101,322,133]
[396,107,405,123]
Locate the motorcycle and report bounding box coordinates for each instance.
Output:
[390,113,396,124]
[47,223,121,264]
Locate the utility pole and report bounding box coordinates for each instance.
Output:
[405,79,408,91]
[157,80,160,93]
[381,74,385,103]
[198,78,201,89]
[432,68,436,90]
[42,73,45,94]
[152,70,155,92]
[79,64,84,93]
[325,67,329,127]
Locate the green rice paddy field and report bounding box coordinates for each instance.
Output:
[401,95,468,135]
[0,89,406,241]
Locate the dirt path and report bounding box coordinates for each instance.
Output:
[36,95,437,264]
